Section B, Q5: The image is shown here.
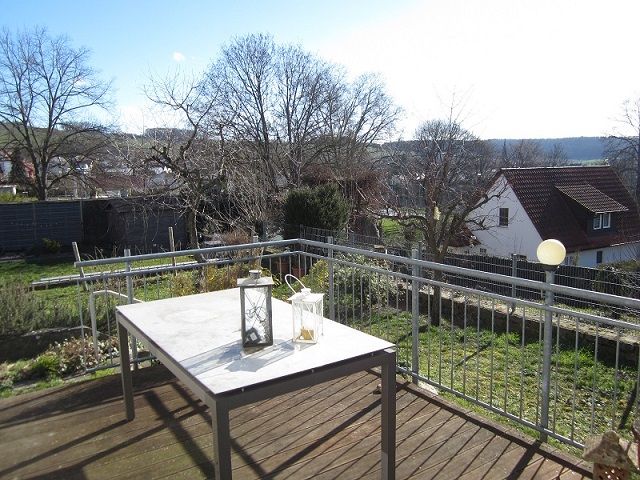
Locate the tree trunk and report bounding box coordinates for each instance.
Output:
[186,210,206,263]
[635,137,640,205]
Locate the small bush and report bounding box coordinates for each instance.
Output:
[50,336,111,374]
[30,353,62,379]
[41,238,62,254]
[0,281,41,335]
[0,335,117,395]
[0,279,76,336]
[0,192,36,203]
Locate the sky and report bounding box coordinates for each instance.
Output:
[2,0,640,140]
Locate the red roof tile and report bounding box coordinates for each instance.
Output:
[501,166,640,253]
[555,184,628,213]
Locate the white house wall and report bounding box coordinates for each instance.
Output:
[566,243,640,268]
[467,176,543,260]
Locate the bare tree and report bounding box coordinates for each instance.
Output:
[385,119,499,261]
[317,72,401,219]
[320,72,400,169]
[382,117,503,324]
[500,139,567,167]
[213,34,278,192]
[143,70,227,251]
[273,44,329,187]
[0,27,112,200]
[605,98,640,202]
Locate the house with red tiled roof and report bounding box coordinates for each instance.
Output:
[465,166,640,267]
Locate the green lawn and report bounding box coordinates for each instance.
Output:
[346,307,637,448]
[0,257,78,283]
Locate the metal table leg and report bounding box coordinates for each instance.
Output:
[117,319,135,421]
[381,348,396,480]
[208,398,232,479]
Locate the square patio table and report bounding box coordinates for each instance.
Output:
[115,288,396,479]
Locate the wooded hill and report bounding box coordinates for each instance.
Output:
[385,137,606,163]
[487,137,605,162]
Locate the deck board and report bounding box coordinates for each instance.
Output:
[0,364,592,479]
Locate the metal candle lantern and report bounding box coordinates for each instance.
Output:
[286,275,324,344]
[237,270,274,348]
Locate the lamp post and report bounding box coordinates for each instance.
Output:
[537,239,566,442]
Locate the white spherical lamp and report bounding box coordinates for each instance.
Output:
[536,239,566,267]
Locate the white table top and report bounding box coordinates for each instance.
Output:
[116,288,394,395]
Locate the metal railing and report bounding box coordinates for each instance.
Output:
[300,224,640,305]
[49,238,640,449]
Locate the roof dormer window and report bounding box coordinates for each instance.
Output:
[593,212,611,230]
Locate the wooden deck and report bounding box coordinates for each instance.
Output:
[0,365,591,479]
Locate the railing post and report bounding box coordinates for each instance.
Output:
[540,267,555,442]
[252,235,260,270]
[327,236,335,321]
[411,248,420,382]
[124,248,138,370]
[511,253,517,298]
[510,253,518,312]
[72,241,87,291]
[168,227,177,276]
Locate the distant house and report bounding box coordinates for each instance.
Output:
[463,166,640,267]
[0,149,35,183]
[90,172,147,198]
[0,151,9,181]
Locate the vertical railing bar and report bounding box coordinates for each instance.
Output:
[168,226,177,276]
[327,237,335,321]
[552,312,560,434]
[368,269,373,334]
[427,280,432,379]
[336,270,340,324]
[76,278,87,371]
[612,327,621,430]
[540,268,556,442]
[351,267,355,325]
[536,307,543,425]
[476,296,480,402]
[360,270,364,331]
[384,272,390,342]
[504,302,510,413]
[143,271,148,300]
[570,316,579,442]
[490,299,495,407]
[438,288,443,386]
[411,248,420,381]
[519,305,526,420]
[124,248,137,370]
[450,292,455,389]
[462,293,468,396]
[636,344,640,422]
[591,322,600,433]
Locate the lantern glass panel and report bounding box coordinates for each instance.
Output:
[290,289,324,344]
[238,270,274,348]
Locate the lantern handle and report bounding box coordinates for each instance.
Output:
[284,274,306,294]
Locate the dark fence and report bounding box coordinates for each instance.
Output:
[0,201,82,251]
[0,198,188,254]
